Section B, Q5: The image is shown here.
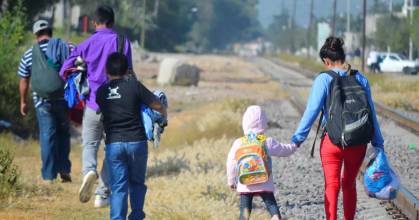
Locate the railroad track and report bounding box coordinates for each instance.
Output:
[250,57,419,220]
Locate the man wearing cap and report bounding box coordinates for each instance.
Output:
[18,20,73,183]
[60,5,133,208]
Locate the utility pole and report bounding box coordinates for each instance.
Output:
[347,0,351,33]
[63,0,71,39]
[332,0,337,36]
[409,0,413,60]
[141,0,147,48]
[153,0,160,17]
[307,0,314,57]
[291,0,297,53]
[361,0,367,72]
[390,0,393,13]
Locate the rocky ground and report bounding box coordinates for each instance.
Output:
[249,58,418,220]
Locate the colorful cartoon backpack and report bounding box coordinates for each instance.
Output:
[235,133,271,185]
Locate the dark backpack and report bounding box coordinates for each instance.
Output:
[117,34,136,77]
[31,43,65,99]
[310,69,374,157]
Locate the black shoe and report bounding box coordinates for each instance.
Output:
[60,173,72,183]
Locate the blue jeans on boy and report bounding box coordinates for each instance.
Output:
[35,99,71,180]
[106,141,148,220]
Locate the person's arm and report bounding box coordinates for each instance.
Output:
[17,50,31,116]
[149,100,167,119]
[136,80,167,119]
[266,137,298,157]
[364,79,384,149]
[226,139,240,188]
[291,74,329,145]
[19,77,30,116]
[59,45,82,79]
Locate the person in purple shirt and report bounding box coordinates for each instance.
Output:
[60,5,132,208]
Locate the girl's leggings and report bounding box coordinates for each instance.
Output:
[320,133,367,220]
[239,192,280,220]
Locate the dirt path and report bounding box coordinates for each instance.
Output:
[0,54,287,220]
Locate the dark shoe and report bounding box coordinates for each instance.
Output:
[60,173,72,183]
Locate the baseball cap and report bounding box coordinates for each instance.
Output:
[33,20,50,34]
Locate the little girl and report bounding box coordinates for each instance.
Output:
[226,105,298,220]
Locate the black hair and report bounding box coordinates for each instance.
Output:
[35,28,52,37]
[319,36,345,63]
[94,5,115,26]
[106,52,128,76]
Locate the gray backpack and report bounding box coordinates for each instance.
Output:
[30,43,65,99]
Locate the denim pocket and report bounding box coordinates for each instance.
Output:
[36,102,52,115]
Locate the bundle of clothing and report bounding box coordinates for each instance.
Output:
[63,56,89,124]
[364,148,400,200]
[141,90,168,148]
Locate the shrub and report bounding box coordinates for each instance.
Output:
[147,153,190,178]
[0,1,37,136]
[0,149,19,200]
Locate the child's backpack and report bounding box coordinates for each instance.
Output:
[235,133,271,185]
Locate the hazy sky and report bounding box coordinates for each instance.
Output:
[258,0,405,28]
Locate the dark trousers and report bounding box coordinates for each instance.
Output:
[239,192,280,220]
[35,100,71,180]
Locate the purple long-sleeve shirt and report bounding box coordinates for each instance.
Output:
[60,28,132,111]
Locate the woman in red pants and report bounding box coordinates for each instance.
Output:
[291,36,384,220]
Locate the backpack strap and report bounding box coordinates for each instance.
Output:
[323,70,340,78]
[310,110,324,158]
[349,69,358,76]
[117,34,125,54]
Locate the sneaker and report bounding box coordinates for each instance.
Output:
[94,195,109,208]
[271,214,282,220]
[79,171,97,203]
[60,173,72,183]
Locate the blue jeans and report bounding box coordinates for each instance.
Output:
[106,141,148,220]
[82,107,109,196]
[35,100,71,180]
[239,192,280,220]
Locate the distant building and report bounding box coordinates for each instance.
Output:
[40,0,81,29]
[233,38,273,57]
[344,32,360,51]
[365,14,381,38]
[402,0,419,16]
[317,22,331,51]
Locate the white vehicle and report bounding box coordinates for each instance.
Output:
[379,53,419,75]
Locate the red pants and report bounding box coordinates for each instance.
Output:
[320,134,367,220]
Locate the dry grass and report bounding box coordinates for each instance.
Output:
[160,98,252,148]
[0,55,285,219]
[0,97,274,220]
[145,138,270,220]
